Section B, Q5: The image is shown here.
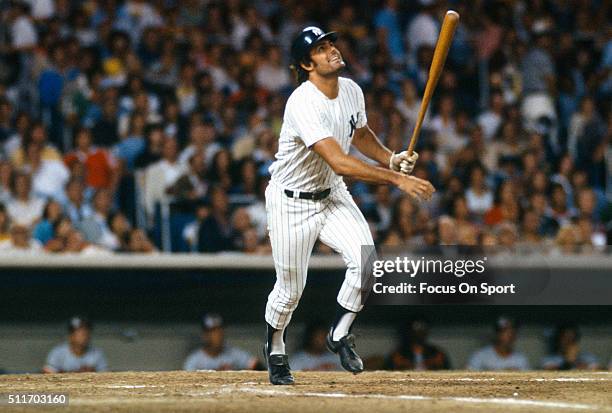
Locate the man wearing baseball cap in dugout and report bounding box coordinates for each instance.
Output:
[43,315,108,373]
[183,313,258,371]
[467,316,530,371]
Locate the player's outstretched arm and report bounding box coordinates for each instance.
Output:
[351,125,393,166]
[352,125,418,174]
[312,137,434,201]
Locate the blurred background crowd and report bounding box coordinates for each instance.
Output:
[0,0,611,255]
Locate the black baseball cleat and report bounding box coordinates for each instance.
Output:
[326,330,364,374]
[263,344,294,385]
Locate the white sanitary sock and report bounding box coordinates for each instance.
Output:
[332,312,356,341]
[270,328,286,355]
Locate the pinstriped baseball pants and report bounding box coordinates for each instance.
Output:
[264,180,375,330]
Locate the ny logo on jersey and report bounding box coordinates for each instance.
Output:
[348,113,360,138]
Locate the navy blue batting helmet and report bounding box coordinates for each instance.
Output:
[290,26,338,65]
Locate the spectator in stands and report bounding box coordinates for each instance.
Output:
[405,1,438,58]
[7,1,37,53]
[3,112,30,160]
[230,207,253,250]
[124,228,157,253]
[208,149,233,191]
[385,316,451,371]
[183,203,209,251]
[478,91,505,141]
[465,164,493,217]
[292,320,341,371]
[197,186,232,253]
[541,324,600,370]
[25,141,69,201]
[484,180,520,227]
[0,161,12,204]
[438,215,457,246]
[517,209,544,250]
[230,158,258,204]
[6,171,44,228]
[0,223,41,254]
[0,203,10,242]
[62,178,93,226]
[134,124,164,169]
[0,98,13,148]
[528,192,559,237]
[143,136,185,216]
[255,44,291,93]
[113,112,147,171]
[568,97,602,163]
[43,316,108,373]
[467,316,530,371]
[169,151,208,209]
[91,95,120,147]
[44,216,73,252]
[10,122,61,168]
[483,121,524,173]
[78,189,118,251]
[108,211,131,251]
[547,183,577,228]
[431,95,463,168]
[450,196,478,240]
[520,22,557,131]
[64,128,118,192]
[382,196,417,247]
[550,224,581,256]
[184,313,257,371]
[33,200,63,245]
[63,229,109,255]
[496,222,519,252]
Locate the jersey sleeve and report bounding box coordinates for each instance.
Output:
[183,352,198,371]
[517,353,530,370]
[288,95,333,148]
[466,349,484,370]
[94,348,108,372]
[231,347,256,370]
[44,347,61,373]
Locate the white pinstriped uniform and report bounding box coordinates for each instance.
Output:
[265,77,375,330]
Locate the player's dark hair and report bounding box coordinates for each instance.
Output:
[290,57,311,84]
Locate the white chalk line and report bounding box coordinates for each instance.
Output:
[396,377,611,382]
[183,386,600,410]
[98,376,611,389]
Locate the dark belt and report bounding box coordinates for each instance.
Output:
[284,188,331,201]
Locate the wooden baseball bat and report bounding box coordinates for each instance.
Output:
[406,10,460,155]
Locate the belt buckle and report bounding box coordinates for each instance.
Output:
[293,190,300,199]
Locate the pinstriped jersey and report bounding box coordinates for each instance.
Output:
[268,77,367,191]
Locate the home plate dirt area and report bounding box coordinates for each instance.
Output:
[1,371,611,413]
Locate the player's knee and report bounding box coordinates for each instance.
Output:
[285,289,303,306]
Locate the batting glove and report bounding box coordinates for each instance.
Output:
[389,151,419,175]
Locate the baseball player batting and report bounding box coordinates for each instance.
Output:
[263,26,435,385]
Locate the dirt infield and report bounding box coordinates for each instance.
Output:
[1,370,611,413]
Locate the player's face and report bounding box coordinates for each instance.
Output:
[306,40,345,76]
[204,327,224,350]
[496,327,516,348]
[70,327,91,349]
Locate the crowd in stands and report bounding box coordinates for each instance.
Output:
[37,313,609,373]
[0,0,610,255]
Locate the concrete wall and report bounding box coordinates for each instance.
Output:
[1,323,611,374]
